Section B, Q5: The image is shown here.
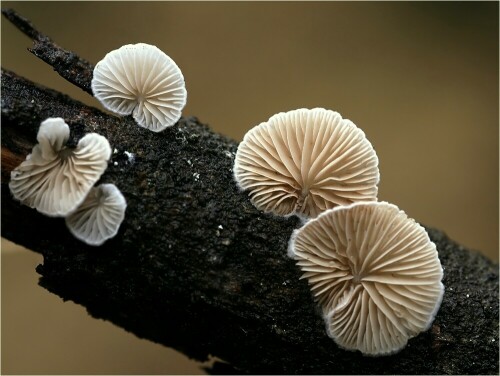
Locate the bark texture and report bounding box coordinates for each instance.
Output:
[1,9,498,375]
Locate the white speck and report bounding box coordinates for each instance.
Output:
[492,339,496,342]
[224,150,233,158]
[193,172,200,181]
[31,99,34,103]
[282,281,287,286]
[466,294,469,298]
[218,225,223,230]
[113,148,118,154]
[449,287,453,291]
[216,230,220,237]
[187,159,192,166]
[113,161,118,166]
[124,151,135,163]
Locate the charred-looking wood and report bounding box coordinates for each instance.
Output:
[1,8,498,375]
[2,8,94,94]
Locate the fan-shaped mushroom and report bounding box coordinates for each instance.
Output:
[65,184,126,246]
[234,108,379,218]
[9,118,111,216]
[91,43,187,132]
[288,201,444,356]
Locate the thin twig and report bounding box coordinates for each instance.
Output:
[2,8,94,94]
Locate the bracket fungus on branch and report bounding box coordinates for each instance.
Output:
[91,43,187,132]
[288,201,444,356]
[233,108,379,218]
[9,117,112,217]
[65,183,127,246]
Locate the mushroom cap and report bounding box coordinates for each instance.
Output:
[9,118,112,217]
[233,108,379,218]
[91,43,187,132]
[288,201,444,356]
[65,183,127,246]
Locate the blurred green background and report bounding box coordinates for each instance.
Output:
[2,2,498,374]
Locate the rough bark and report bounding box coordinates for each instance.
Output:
[1,9,498,375]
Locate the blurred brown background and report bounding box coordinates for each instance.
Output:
[1,2,498,374]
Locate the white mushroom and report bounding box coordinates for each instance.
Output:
[9,117,111,216]
[65,184,126,246]
[91,43,187,132]
[288,201,444,356]
[234,108,379,218]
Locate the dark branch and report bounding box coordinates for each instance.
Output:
[1,9,498,375]
[2,8,94,94]
[2,8,48,41]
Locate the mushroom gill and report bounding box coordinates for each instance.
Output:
[233,108,379,218]
[66,183,127,246]
[288,201,444,356]
[91,43,187,132]
[9,117,111,216]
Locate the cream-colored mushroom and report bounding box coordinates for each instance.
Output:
[234,108,379,218]
[91,43,187,132]
[65,184,126,246]
[288,201,444,356]
[9,117,111,216]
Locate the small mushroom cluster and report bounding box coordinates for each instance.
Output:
[10,43,187,245]
[9,118,127,246]
[233,108,444,356]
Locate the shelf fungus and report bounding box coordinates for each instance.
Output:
[9,118,111,217]
[288,201,444,356]
[91,43,187,132]
[66,184,127,246]
[233,108,379,218]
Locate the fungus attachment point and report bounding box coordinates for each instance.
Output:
[234,108,379,218]
[66,184,127,246]
[288,201,444,356]
[91,43,187,132]
[9,118,112,216]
